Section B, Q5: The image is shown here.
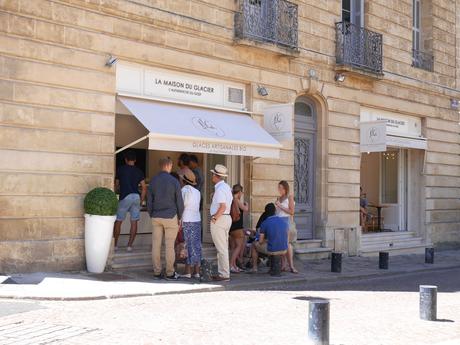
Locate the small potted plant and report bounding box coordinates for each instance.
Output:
[84,187,118,273]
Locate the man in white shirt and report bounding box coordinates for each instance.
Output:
[209,164,233,281]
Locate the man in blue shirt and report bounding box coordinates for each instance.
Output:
[250,203,288,273]
[113,150,146,252]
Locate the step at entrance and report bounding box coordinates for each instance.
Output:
[360,231,429,257]
[109,245,217,271]
[293,240,331,260]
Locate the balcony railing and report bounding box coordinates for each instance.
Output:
[412,49,434,72]
[235,0,298,50]
[336,21,383,75]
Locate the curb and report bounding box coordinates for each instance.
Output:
[1,263,459,301]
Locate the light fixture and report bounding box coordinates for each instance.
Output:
[257,85,269,97]
[450,99,459,110]
[308,69,317,78]
[334,73,346,82]
[105,55,118,67]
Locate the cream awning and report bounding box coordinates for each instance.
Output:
[117,97,281,158]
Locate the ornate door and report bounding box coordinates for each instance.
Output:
[294,97,316,239]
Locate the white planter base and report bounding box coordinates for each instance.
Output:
[84,214,116,273]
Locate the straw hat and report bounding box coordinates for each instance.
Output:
[179,169,197,185]
[210,164,228,177]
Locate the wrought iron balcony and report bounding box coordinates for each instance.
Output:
[235,0,298,51]
[336,21,383,75]
[412,49,434,72]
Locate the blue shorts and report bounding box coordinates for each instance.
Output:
[116,193,141,221]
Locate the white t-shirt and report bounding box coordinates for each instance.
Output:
[181,185,201,222]
[276,197,293,218]
[210,180,233,216]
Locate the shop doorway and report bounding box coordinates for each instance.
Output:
[294,96,316,239]
[115,109,243,246]
[361,148,423,232]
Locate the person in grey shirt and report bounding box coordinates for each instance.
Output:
[147,157,184,280]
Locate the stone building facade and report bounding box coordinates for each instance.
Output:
[0,0,459,272]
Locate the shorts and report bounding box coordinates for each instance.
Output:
[254,242,287,256]
[116,193,141,221]
[229,228,244,239]
[254,241,268,255]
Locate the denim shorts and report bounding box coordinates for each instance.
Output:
[116,193,141,221]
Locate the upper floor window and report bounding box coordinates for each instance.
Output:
[412,0,434,71]
[336,0,383,75]
[342,0,364,27]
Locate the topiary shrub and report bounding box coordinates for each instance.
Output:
[84,187,118,216]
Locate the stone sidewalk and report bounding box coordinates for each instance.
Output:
[1,250,459,301]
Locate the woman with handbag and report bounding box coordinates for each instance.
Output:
[178,170,202,279]
[275,180,298,274]
[229,184,249,273]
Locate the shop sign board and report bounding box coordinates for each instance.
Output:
[360,107,423,138]
[360,121,387,152]
[116,63,246,110]
[263,104,294,142]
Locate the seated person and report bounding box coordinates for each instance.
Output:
[250,203,289,273]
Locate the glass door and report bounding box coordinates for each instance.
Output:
[380,149,408,231]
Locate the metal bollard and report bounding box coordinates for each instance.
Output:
[420,285,437,321]
[425,248,434,264]
[331,252,342,273]
[379,251,389,269]
[308,300,330,345]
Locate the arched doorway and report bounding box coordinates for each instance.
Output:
[294,96,317,239]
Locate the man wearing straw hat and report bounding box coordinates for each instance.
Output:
[209,164,233,281]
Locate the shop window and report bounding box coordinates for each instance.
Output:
[381,151,398,204]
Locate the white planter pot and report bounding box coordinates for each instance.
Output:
[84,214,116,273]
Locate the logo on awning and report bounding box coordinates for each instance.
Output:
[192,117,225,137]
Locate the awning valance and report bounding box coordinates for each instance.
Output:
[117,97,281,158]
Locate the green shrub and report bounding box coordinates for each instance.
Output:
[84,187,118,216]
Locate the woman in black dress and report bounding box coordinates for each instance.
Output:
[229,184,249,273]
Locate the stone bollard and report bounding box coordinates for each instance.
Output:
[331,252,342,273]
[270,255,282,277]
[379,251,389,269]
[425,248,434,264]
[308,300,330,345]
[420,285,437,321]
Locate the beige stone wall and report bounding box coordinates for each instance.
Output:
[0,0,459,271]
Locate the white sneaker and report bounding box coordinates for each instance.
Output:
[179,273,191,279]
[193,273,200,279]
[127,246,132,252]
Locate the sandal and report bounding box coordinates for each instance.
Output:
[230,266,241,274]
[290,268,299,274]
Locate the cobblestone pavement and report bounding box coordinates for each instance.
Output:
[1,267,459,345]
